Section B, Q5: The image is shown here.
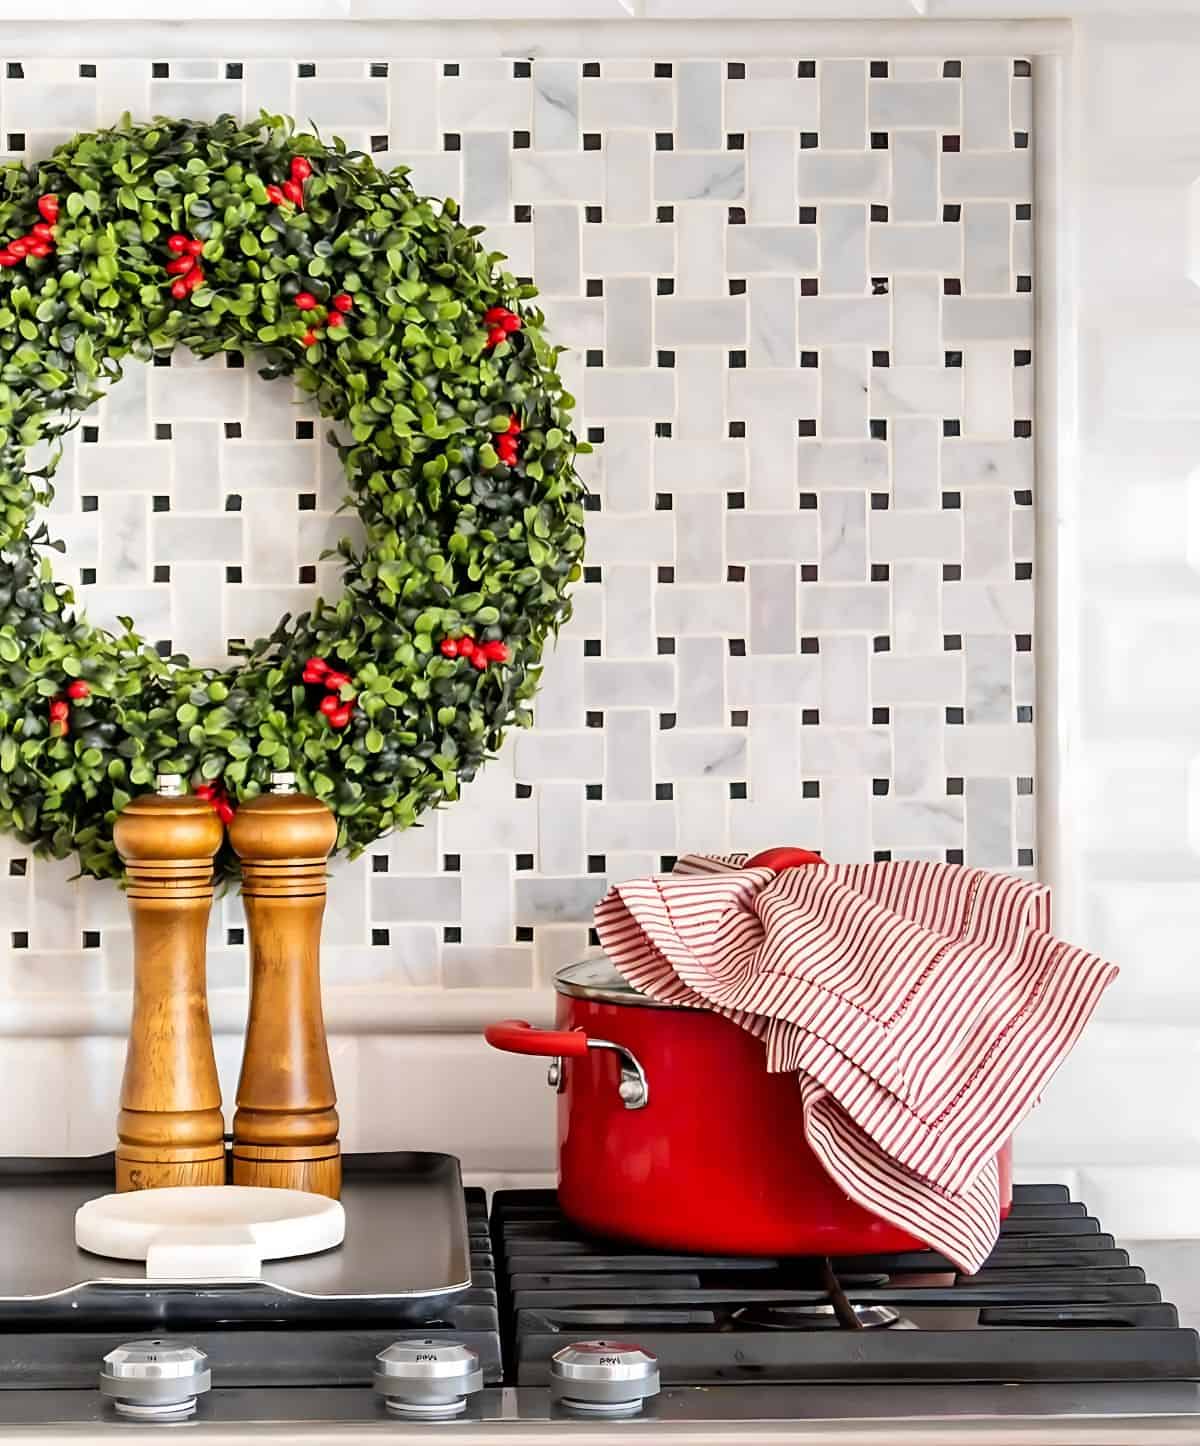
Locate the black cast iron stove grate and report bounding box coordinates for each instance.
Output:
[490,1184,1200,1386]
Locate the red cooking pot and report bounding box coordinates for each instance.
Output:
[486,955,1013,1258]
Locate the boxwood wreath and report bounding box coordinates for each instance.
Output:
[0,114,586,882]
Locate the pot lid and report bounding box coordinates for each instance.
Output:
[554,957,680,1010]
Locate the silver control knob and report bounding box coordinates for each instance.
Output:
[550,1340,660,1415]
[373,1339,483,1418]
[99,1340,211,1419]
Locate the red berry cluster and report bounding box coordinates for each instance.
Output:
[439,636,510,672]
[164,232,206,300]
[265,155,311,210]
[47,677,90,736]
[295,290,353,349]
[194,780,235,826]
[0,194,59,269]
[302,656,356,729]
[484,305,521,350]
[496,415,521,468]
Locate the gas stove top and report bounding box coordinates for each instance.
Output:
[1,1158,1197,1438]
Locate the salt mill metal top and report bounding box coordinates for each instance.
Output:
[228,771,341,1198]
[111,774,225,1192]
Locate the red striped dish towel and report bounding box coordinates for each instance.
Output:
[594,855,1118,1272]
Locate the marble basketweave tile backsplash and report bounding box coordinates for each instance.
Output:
[0,53,1035,999]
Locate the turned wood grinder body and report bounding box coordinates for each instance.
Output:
[229,772,341,1198]
[113,775,225,1192]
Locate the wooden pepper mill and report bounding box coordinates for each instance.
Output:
[229,772,341,1198]
[113,773,226,1193]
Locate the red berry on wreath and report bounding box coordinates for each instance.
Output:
[216,800,235,825]
[32,222,55,242]
[319,693,341,717]
[49,699,69,721]
[165,256,193,275]
[170,278,189,300]
[307,656,329,676]
[501,313,521,332]
[37,194,59,224]
[29,241,51,258]
[507,416,521,434]
[184,266,205,292]
[186,238,204,256]
[295,292,317,311]
[283,179,305,207]
[301,329,320,347]
[66,679,90,700]
[194,783,215,800]
[486,327,507,348]
[458,637,476,658]
[327,312,345,329]
[332,293,353,313]
[482,640,509,664]
[0,251,16,268]
[290,156,313,182]
[440,637,459,658]
[329,706,352,729]
[8,239,28,258]
[471,651,488,671]
[483,306,508,324]
[323,670,351,691]
[266,184,284,205]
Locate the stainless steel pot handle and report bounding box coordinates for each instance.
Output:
[549,1038,649,1111]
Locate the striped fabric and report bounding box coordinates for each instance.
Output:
[593,855,1118,1272]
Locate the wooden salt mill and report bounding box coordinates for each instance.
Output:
[229,772,341,1198]
[113,773,226,1192]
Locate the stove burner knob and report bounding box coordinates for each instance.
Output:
[550,1340,660,1415]
[99,1340,211,1420]
[373,1339,483,1418]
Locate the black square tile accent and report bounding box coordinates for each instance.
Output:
[585,279,605,299]
[443,132,461,151]
[80,64,97,78]
[155,640,174,658]
[587,424,605,442]
[798,205,817,224]
[370,61,388,77]
[731,709,749,727]
[516,925,535,942]
[946,706,965,724]
[942,134,961,152]
[81,567,97,585]
[1018,848,1034,867]
[946,776,964,796]
[798,419,817,437]
[658,565,675,583]
[801,563,819,582]
[727,564,746,581]
[153,354,171,367]
[226,638,244,654]
[942,490,961,510]
[444,926,462,943]
[728,420,746,439]
[513,130,531,149]
[871,204,888,222]
[657,205,674,223]
[82,425,99,443]
[871,563,890,582]
[1015,633,1033,653]
[586,711,605,728]
[152,61,169,78]
[514,204,532,223]
[943,203,962,222]
[298,493,317,511]
[224,421,241,439]
[444,62,460,76]
[225,565,242,583]
[1015,419,1033,438]
[656,782,674,801]
[299,565,316,584]
[516,782,534,799]
[1014,59,1032,77]
[943,563,962,581]
[659,712,677,730]
[153,422,173,441]
[943,59,962,77]
[81,495,98,513]
[944,277,962,295]
[798,60,816,78]
[727,133,745,150]
[654,61,672,78]
[874,850,892,863]
[728,206,746,225]
[799,492,818,510]
[585,205,603,223]
[11,931,28,948]
[802,709,820,726]
[654,492,673,511]
[443,853,461,871]
[800,132,819,149]
[655,422,673,438]
[226,61,245,79]
[655,132,674,151]
[225,494,241,511]
[870,418,887,441]
[586,783,603,800]
[729,782,748,800]
[728,277,747,297]
[945,350,963,368]
[6,63,23,78]
[513,60,531,78]
[297,62,315,78]
[946,849,964,865]
[82,930,101,948]
[727,61,745,79]
[372,855,389,876]
[1015,561,1033,580]
[872,350,890,367]
[658,350,675,369]
[728,639,746,657]
[870,131,888,149]
[586,349,604,367]
[801,278,819,296]
[152,495,170,513]
[801,351,818,368]
[802,780,820,799]
[227,927,244,946]
[153,564,170,583]
[588,854,607,873]
[7,859,25,877]
[515,853,534,871]
[584,638,601,657]
[658,859,677,877]
[657,277,675,296]
[872,778,889,796]
[1017,776,1034,795]
[1017,704,1033,723]
[657,636,676,656]
[583,61,600,77]
[800,636,819,654]
[727,491,745,510]
[943,419,961,438]
[1014,348,1033,366]
[870,61,889,78]
[1014,131,1030,150]
[872,706,890,724]
[944,633,963,651]
[871,492,889,511]
[1016,203,1032,221]
[1016,274,1032,292]
[7,134,26,152]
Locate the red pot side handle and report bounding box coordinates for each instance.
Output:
[744,847,825,871]
[484,1019,591,1059]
